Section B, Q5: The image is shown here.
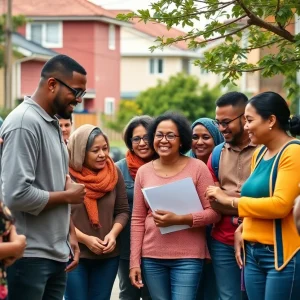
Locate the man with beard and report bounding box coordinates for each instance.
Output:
[207,92,256,300]
[0,54,86,300]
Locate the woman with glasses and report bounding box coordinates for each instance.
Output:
[64,125,129,300]
[130,112,220,300]
[188,118,224,300]
[116,116,155,300]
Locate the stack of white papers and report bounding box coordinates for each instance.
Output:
[142,177,203,234]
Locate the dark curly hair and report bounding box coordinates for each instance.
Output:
[147,111,192,155]
[123,115,153,150]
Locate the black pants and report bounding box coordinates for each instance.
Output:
[118,258,151,300]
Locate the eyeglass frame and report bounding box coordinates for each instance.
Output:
[54,77,86,99]
[215,113,244,128]
[154,132,180,141]
[130,135,149,144]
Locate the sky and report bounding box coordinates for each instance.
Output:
[92,0,152,10]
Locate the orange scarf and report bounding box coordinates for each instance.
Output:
[126,150,149,180]
[69,156,118,228]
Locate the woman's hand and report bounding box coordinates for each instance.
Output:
[152,210,179,227]
[4,225,27,267]
[129,267,144,289]
[84,236,105,255]
[234,224,244,269]
[102,232,117,254]
[206,186,230,205]
[9,225,26,258]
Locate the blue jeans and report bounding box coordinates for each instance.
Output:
[65,257,119,300]
[118,259,151,300]
[210,238,242,300]
[142,258,203,300]
[245,243,300,300]
[7,257,67,300]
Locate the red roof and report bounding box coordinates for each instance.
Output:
[110,10,202,50]
[3,0,116,19]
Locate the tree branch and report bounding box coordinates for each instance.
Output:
[215,58,300,73]
[197,24,250,44]
[157,23,250,46]
[275,0,284,28]
[235,0,295,42]
[146,1,235,21]
[242,38,285,51]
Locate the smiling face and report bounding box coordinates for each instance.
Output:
[153,120,181,158]
[84,135,109,172]
[53,71,87,119]
[131,125,154,160]
[192,124,215,162]
[215,105,245,145]
[244,103,272,145]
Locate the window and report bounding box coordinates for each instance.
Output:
[108,24,116,50]
[104,97,115,115]
[26,22,63,48]
[182,59,191,74]
[149,58,164,74]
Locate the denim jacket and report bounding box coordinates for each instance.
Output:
[116,158,134,260]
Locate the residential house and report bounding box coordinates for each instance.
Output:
[110,10,221,100]
[0,0,129,127]
[0,32,57,108]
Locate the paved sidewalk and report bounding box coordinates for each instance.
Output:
[111,277,120,300]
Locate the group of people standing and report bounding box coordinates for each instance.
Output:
[0,53,299,300]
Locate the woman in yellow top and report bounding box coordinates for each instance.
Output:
[206,91,300,300]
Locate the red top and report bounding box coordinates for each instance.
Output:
[207,156,235,245]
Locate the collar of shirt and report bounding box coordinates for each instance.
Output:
[24,96,57,124]
[224,140,257,152]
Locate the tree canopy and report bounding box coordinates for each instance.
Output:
[117,1,300,97]
[107,73,222,132]
[0,14,27,67]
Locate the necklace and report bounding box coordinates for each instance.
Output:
[153,156,186,177]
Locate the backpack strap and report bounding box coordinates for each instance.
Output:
[211,142,225,180]
[269,140,300,269]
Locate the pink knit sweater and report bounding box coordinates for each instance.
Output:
[130,157,221,269]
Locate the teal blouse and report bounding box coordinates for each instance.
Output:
[241,156,276,198]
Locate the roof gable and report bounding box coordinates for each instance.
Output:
[110,10,202,51]
[3,0,116,19]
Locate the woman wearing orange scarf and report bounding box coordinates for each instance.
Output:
[117,116,155,300]
[64,124,129,300]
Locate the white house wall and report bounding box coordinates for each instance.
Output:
[120,27,221,95]
[121,56,183,93]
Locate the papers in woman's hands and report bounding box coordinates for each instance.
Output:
[142,177,203,234]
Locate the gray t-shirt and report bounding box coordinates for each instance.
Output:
[0,96,70,262]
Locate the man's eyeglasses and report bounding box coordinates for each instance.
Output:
[215,113,244,128]
[131,135,149,144]
[54,78,86,99]
[155,133,179,141]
